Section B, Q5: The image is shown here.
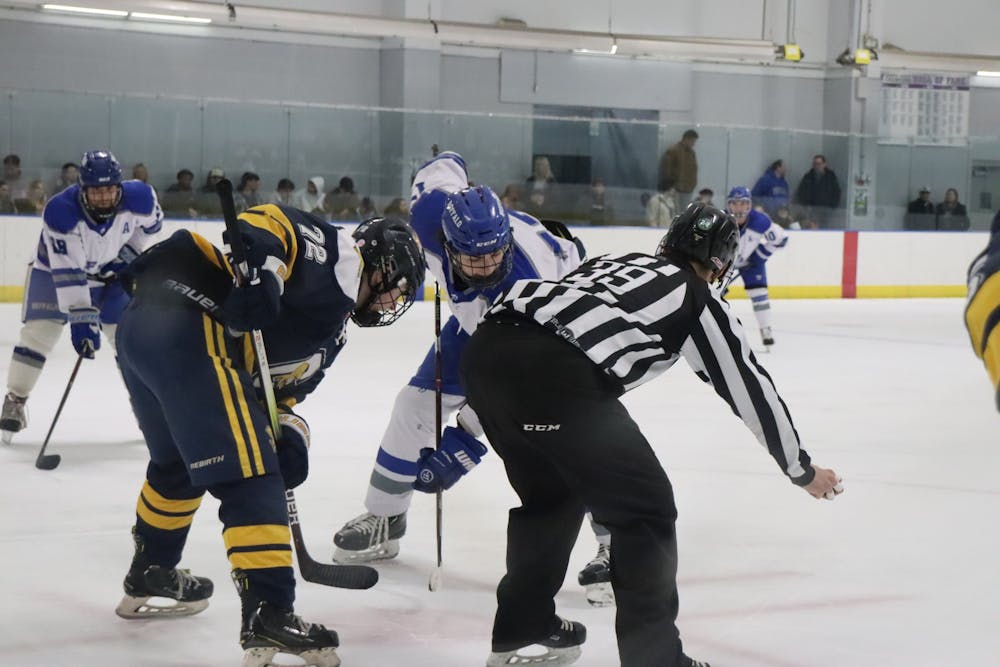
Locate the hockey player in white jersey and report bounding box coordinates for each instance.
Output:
[723,186,788,347]
[331,151,586,561]
[1,151,162,443]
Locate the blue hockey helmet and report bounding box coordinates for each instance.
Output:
[79,150,123,222]
[726,185,752,224]
[441,185,513,289]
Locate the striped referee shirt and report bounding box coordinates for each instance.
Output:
[488,252,813,484]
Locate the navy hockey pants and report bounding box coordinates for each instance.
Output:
[115,299,294,608]
[461,316,686,667]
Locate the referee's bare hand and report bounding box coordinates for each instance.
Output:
[803,465,844,500]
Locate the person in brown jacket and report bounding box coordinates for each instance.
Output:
[657,129,699,209]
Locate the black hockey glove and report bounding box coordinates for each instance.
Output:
[275,410,309,490]
[221,267,281,334]
[412,426,488,493]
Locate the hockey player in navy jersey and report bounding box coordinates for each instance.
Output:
[1,151,162,444]
[723,186,788,347]
[461,202,842,667]
[332,151,585,564]
[113,205,425,667]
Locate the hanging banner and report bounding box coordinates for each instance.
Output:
[879,73,969,144]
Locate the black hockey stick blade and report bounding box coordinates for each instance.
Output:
[35,453,61,470]
[299,559,379,590]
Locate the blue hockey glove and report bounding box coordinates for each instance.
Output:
[68,306,101,359]
[275,410,309,490]
[98,244,140,280]
[412,426,488,494]
[221,267,281,334]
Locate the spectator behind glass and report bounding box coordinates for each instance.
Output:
[162,168,197,219]
[773,205,802,230]
[501,184,522,210]
[196,168,225,218]
[696,188,715,207]
[751,159,790,218]
[23,179,48,214]
[576,177,615,226]
[936,188,970,231]
[325,176,360,221]
[382,197,408,217]
[292,176,326,215]
[269,178,295,205]
[132,163,150,184]
[793,154,842,228]
[357,196,378,221]
[526,155,556,191]
[645,189,674,228]
[904,186,936,230]
[657,129,699,208]
[0,181,17,214]
[234,171,262,212]
[53,162,79,194]
[3,154,27,199]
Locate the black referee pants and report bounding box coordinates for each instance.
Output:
[461,317,687,667]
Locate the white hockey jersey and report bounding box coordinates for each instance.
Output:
[36,181,163,313]
[733,209,788,269]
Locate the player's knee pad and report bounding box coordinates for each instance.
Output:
[18,319,64,357]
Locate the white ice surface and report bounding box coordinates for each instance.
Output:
[1,298,998,667]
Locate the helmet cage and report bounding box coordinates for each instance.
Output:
[79,150,123,222]
[442,186,513,289]
[350,217,427,328]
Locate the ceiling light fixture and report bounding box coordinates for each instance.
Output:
[129,12,212,24]
[41,4,128,17]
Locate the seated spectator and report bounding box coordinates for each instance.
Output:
[357,196,378,221]
[383,197,408,218]
[53,162,79,194]
[773,205,802,230]
[132,163,150,184]
[195,168,225,218]
[751,160,790,218]
[22,179,48,214]
[935,188,970,231]
[234,171,262,212]
[904,186,936,230]
[269,178,295,205]
[575,178,615,226]
[325,176,360,221]
[0,181,17,214]
[501,184,522,210]
[3,154,27,199]
[161,168,197,218]
[645,190,674,228]
[292,176,326,215]
[696,188,715,207]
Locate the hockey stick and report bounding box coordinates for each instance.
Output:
[428,281,444,592]
[217,179,377,590]
[34,352,84,470]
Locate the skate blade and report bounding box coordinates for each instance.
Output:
[242,646,341,667]
[1,429,14,445]
[584,582,615,607]
[332,539,399,564]
[486,645,581,666]
[115,594,209,619]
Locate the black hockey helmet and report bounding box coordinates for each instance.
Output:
[656,202,739,275]
[351,217,427,327]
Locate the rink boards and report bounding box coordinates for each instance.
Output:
[0,215,984,301]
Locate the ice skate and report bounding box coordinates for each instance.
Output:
[577,543,614,607]
[1,392,27,444]
[487,616,586,666]
[760,326,774,347]
[681,656,711,667]
[332,511,406,563]
[115,529,214,619]
[236,570,341,667]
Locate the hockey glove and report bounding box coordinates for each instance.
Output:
[412,426,488,494]
[68,306,101,359]
[275,410,309,490]
[97,244,140,281]
[221,267,282,334]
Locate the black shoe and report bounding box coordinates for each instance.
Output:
[488,616,586,666]
[761,326,775,346]
[235,569,340,667]
[578,543,615,607]
[332,511,406,563]
[115,529,213,619]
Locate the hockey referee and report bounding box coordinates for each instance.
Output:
[461,202,843,667]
